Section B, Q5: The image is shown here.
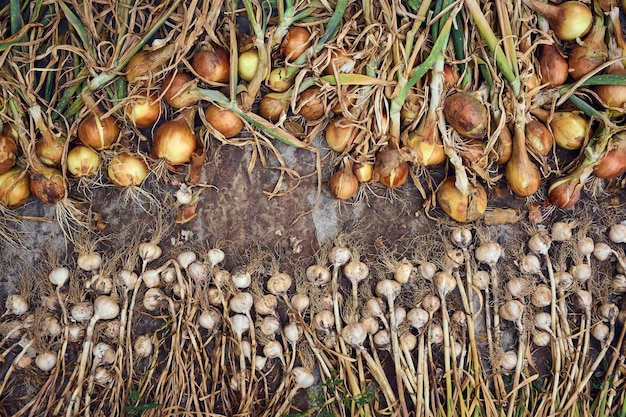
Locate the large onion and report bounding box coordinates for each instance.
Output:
[192,45,230,83]
[436,177,487,222]
[151,116,197,165]
[443,91,488,139]
[78,113,120,150]
[107,152,148,187]
[204,104,243,138]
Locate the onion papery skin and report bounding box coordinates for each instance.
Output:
[0,133,17,175]
[192,46,230,83]
[151,119,197,165]
[78,114,120,150]
[443,92,488,139]
[205,105,243,138]
[107,153,149,187]
[436,177,487,222]
[67,145,102,177]
[0,166,30,208]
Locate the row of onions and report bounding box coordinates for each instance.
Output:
[2,218,626,416]
[0,0,626,235]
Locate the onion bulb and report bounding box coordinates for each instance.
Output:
[124,91,162,128]
[0,128,17,174]
[238,49,261,82]
[505,122,541,197]
[259,94,289,122]
[547,165,588,208]
[125,44,175,85]
[29,162,66,205]
[537,44,569,87]
[67,146,101,177]
[436,177,487,222]
[532,108,588,150]
[404,119,447,166]
[30,105,66,167]
[525,119,553,156]
[443,91,488,139]
[525,0,592,41]
[78,112,120,150]
[329,159,359,200]
[280,27,311,61]
[192,45,230,83]
[107,152,148,187]
[373,149,409,188]
[594,133,626,179]
[297,87,325,121]
[323,49,355,75]
[324,118,358,153]
[35,351,57,372]
[205,104,243,138]
[0,166,30,208]
[268,67,294,92]
[161,72,198,109]
[4,294,28,316]
[609,222,626,243]
[567,23,608,80]
[152,116,197,165]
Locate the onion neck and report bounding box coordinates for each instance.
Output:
[524,0,558,20]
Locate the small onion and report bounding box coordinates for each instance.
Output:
[324,118,358,153]
[238,49,261,82]
[4,294,29,316]
[35,351,57,372]
[609,223,626,244]
[500,350,518,373]
[592,322,610,342]
[198,308,222,330]
[531,284,552,308]
[0,131,17,174]
[612,274,626,293]
[533,330,551,347]
[598,303,619,322]
[499,300,525,323]
[537,44,569,88]
[329,164,358,200]
[268,67,294,92]
[306,264,331,286]
[161,72,198,108]
[525,119,553,157]
[297,87,325,121]
[593,242,613,262]
[374,149,409,188]
[259,94,289,122]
